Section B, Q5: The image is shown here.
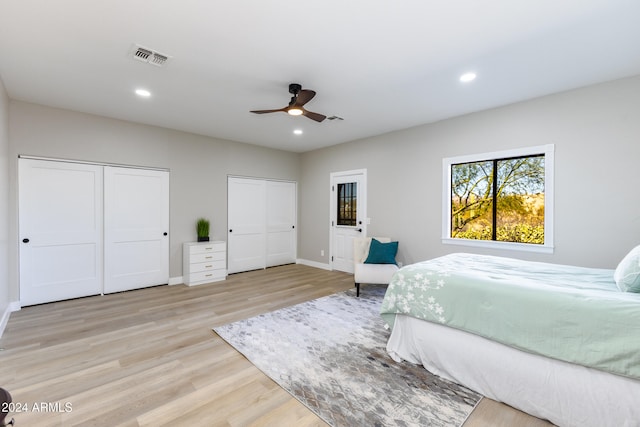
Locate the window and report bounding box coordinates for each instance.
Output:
[337,182,357,226]
[442,145,554,253]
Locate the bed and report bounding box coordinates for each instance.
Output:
[380,251,640,427]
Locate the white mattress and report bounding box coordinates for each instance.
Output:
[387,314,640,427]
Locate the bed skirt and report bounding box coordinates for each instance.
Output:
[387,314,640,427]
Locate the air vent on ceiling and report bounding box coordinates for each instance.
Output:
[149,52,169,67]
[130,44,171,67]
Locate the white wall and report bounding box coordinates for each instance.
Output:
[0,75,10,334]
[299,75,640,269]
[7,101,300,303]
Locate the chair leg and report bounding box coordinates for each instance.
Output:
[355,283,360,297]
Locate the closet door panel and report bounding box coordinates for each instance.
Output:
[266,180,296,267]
[19,159,103,306]
[104,167,169,293]
[227,177,266,274]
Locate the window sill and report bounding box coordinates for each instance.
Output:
[442,238,554,254]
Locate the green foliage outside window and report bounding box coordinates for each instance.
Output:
[451,155,545,244]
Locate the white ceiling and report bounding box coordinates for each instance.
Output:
[1,0,639,153]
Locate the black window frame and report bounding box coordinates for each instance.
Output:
[336,182,357,226]
[443,145,554,254]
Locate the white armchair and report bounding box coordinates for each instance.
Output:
[353,237,399,297]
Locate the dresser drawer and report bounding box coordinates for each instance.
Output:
[190,251,225,263]
[188,242,225,255]
[189,259,226,273]
[189,269,226,284]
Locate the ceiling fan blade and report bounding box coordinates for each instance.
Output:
[294,89,316,107]
[303,110,327,122]
[251,85,325,122]
[250,107,287,114]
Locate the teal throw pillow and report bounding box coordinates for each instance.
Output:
[364,238,398,265]
[614,245,640,293]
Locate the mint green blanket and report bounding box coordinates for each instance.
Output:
[380,253,640,380]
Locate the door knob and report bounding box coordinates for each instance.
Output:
[22,238,30,243]
[229,229,233,233]
[163,232,168,236]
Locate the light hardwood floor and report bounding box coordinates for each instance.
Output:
[0,264,553,426]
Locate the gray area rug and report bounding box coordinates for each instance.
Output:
[213,286,481,426]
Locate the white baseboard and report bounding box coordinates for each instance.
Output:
[296,259,331,270]
[0,306,9,339]
[0,301,21,339]
[168,276,183,286]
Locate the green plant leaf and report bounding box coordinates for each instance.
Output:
[196,218,210,237]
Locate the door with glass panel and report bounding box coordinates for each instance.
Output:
[330,169,367,273]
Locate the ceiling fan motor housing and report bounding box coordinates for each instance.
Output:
[289,83,302,95]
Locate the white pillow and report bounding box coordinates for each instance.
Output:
[613,245,640,293]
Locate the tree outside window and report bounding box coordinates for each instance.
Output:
[451,155,545,244]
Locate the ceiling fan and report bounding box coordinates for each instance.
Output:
[250,83,326,122]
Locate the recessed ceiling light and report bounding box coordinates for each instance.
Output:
[460,72,476,83]
[135,88,151,97]
[293,129,303,135]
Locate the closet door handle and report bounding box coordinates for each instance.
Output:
[229,229,233,233]
[163,232,168,236]
[22,238,30,243]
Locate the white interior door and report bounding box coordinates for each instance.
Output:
[104,166,169,293]
[19,159,103,306]
[227,177,266,274]
[266,180,296,267]
[330,170,367,273]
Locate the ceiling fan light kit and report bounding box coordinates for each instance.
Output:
[251,83,327,122]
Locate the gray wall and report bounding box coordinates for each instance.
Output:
[0,76,9,321]
[7,101,300,302]
[299,75,640,269]
[4,75,640,309]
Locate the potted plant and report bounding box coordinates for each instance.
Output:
[196,218,210,242]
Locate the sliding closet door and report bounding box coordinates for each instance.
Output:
[19,159,103,306]
[228,177,297,274]
[103,166,169,293]
[266,180,297,267]
[227,177,266,274]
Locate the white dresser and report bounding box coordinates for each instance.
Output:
[183,241,227,286]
